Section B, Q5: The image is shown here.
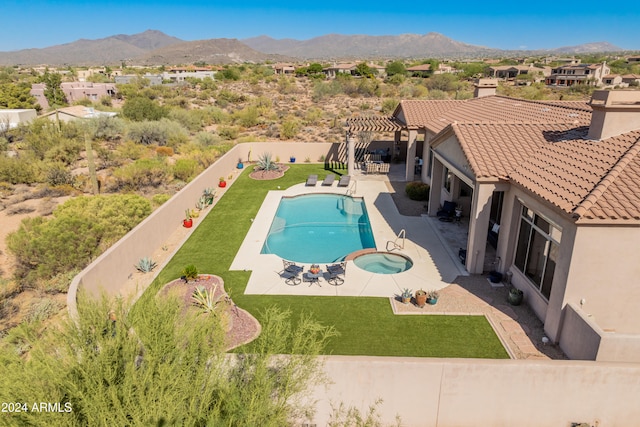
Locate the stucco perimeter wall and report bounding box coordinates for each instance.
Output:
[309,356,640,427]
[559,302,601,360]
[67,142,337,317]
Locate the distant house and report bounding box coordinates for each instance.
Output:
[161,67,217,82]
[0,109,37,131]
[433,63,461,75]
[406,64,432,77]
[115,74,163,86]
[627,56,640,63]
[30,83,50,110]
[323,63,358,78]
[545,62,610,87]
[602,74,624,87]
[76,67,121,81]
[41,106,118,123]
[272,63,296,75]
[489,64,549,81]
[60,82,117,104]
[622,74,640,86]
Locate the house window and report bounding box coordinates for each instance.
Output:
[443,167,452,193]
[514,205,561,300]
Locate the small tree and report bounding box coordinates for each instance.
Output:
[385,61,406,77]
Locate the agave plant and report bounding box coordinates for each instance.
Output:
[195,196,207,210]
[135,257,157,273]
[256,152,279,171]
[191,284,224,314]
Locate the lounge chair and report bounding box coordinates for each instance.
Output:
[437,200,457,221]
[322,174,335,186]
[279,260,303,286]
[306,174,318,186]
[338,175,351,187]
[324,262,346,286]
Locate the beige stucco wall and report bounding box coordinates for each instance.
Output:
[560,302,602,360]
[307,356,640,427]
[566,225,640,334]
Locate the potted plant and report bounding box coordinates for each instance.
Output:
[508,287,524,306]
[289,155,296,163]
[218,176,226,188]
[309,264,320,275]
[237,158,244,169]
[401,288,412,304]
[202,188,215,206]
[183,209,193,228]
[415,289,428,308]
[427,289,440,305]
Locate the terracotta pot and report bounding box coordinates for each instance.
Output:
[415,292,427,307]
[183,218,193,228]
[218,181,226,188]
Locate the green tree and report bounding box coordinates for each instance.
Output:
[38,71,67,108]
[354,63,374,78]
[6,194,152,285]
[385,61,406,77]
[0,82,39,110]
[121,97,168,121]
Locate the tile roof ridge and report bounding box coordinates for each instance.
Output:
[495,95,591,112]
[572,133,640,219]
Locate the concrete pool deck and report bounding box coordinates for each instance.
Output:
[231,179,467,297]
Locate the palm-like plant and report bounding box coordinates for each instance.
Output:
[191,284,224,315]
[256,152,279,171]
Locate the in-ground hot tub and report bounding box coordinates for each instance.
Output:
[353,252,413,274]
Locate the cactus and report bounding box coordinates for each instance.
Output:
[135,257,157,273]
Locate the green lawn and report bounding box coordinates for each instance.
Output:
[142,164,509,359]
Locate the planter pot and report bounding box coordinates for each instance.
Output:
[415,293,428,308]
[218,181,226,188]
[183,218,193,228]
[237,162,244,169]
[489,271,503,283]
[508,288,524,306]
[427,297,438,305]
[290,157,296,163]
[401,296,411,304]
[205,196,214,205]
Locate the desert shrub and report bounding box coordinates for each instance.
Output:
[112,158,171,190]
[151,193,171,206]
[44,138,82,165]
[280,117,299,140]
[232,106,260,127]
[89,116,125,141]
[45,162,74,186]
[6,203,36,215]
[127,119,188,147]
[168,108,203,132]
[26,298,62,322]
[216,89,245,105]
[6,194,151,284]
[116,140,147,160]
[218,126,239,140]
[122,97,168,121]
[381,98,399,114]
[200,106,228,125]
[155,146,174,157]
[405,181,430,201]
[194,131,220,147]
[0,155,38,184]
[172,158,201,182]
[312,80,343,101]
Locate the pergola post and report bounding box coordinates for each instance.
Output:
[347,134,355,177]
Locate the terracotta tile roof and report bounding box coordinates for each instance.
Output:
[396,96,591,133]
[510,130,640,221]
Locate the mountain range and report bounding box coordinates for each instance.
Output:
[0,29,628,66]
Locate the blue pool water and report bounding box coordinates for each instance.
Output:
[353,252,413,274]
[261,194,376,263]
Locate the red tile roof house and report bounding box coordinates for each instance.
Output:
[356,81,640,362]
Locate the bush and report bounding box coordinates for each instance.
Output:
[127,119,188,147]
[122,97,168,121]
[280,117,299,140]
[172,158,201,182]
[405,181,430,201]
[0,155,38,184]
[6,194,152,285]
[112,158,171,190]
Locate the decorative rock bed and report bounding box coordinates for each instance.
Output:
[159,274,261,350]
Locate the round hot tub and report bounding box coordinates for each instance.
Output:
[353,252,413,274]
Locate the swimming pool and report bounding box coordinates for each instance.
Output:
[261,194,376,263]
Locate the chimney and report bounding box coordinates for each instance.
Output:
[474,78,498,98]
[588,90,640,140]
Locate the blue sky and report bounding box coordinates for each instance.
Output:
[2,0,638,52]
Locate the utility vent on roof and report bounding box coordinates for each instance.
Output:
[513,103,521,107]
[568,113,579,117]
[541,108,551,112]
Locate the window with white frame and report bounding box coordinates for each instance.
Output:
[514,205,561,300]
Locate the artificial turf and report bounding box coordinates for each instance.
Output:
[145,163,509,359]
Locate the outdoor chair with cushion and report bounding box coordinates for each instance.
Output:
[437,200,457,221]
[322,174,335,186]
[324,262,346,286]
[306,174,318,186]
[280,260,303,286]
[338,175,351,187]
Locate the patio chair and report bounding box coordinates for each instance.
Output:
[280,260,303,286]
[437,200,457,221]
[337,175,351,187]
[322,174,335,186]
[324,262,346,286]
[306,174,318,186]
